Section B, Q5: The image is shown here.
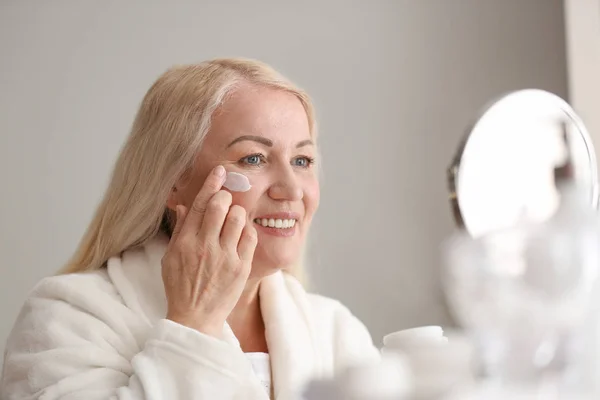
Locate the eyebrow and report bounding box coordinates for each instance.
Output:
[227,135,313,148]
[227,135,272,148]
[296,139,313,148]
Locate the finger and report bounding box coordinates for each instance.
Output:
[170,205,188,242]
[197,190,232,246]
[237,224,258,262]
[220,205,247,251]
[180,165,226,237]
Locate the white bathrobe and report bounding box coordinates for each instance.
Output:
[0,234,380,399]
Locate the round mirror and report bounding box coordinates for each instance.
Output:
[447,89,598,238]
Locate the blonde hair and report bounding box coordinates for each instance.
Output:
[59,58,317,284]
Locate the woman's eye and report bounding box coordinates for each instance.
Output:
[246,155,260,165]
[293,156,314,168]
[240,154,265,166]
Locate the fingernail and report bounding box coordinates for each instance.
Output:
[214,165,226,177]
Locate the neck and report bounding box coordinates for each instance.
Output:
[227,275,268,352]
[228,275,261,323]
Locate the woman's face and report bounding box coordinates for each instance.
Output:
[172,84,320,275]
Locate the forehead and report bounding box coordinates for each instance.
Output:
[205,84,311,148]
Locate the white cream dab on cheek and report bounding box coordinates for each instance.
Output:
[223,171,251,192]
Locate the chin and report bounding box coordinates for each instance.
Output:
[249,265,281,280]
[253,247,300,273]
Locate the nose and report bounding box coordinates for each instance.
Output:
[268,164,303,201]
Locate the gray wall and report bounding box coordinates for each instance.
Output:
[0,0,568,362]
[565,0,600,160]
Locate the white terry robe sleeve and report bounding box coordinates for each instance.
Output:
[0,273,268,400]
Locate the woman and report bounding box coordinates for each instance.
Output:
[0,58,380,399]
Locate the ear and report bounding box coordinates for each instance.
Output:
[165,185,180,212]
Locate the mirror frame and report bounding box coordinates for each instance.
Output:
[446,89,599,232]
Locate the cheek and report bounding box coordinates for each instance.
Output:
[228,174,269,211]
[303,179,320,216]
[230,190,261,215]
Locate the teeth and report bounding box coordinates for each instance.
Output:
[254,218,296,229]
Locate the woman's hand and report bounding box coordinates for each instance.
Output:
[161,165,258,337]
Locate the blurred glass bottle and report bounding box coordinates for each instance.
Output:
[299,352,412,400]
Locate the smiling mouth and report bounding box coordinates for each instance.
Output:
[253,218,297,229]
